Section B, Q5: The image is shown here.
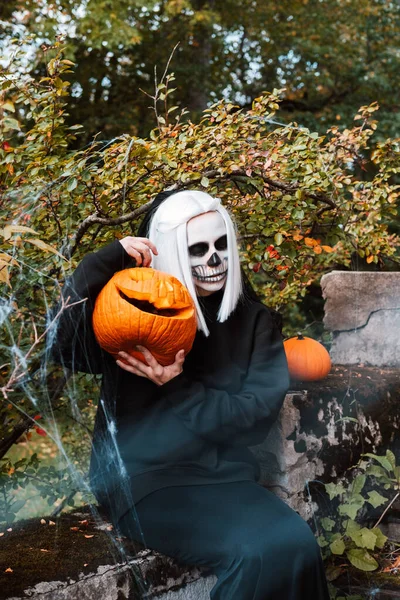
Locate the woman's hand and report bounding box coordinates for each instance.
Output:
[119,236,158,267]
[116,346,185,386]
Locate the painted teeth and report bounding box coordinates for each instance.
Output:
[194,271,227,282]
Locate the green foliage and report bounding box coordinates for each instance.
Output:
[319,450,400,575]
[2,0,399,142]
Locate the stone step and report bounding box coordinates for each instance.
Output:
[1,508,215,600]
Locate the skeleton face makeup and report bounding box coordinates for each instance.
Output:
[187,211,228,296]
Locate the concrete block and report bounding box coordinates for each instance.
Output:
[321,271,400,366]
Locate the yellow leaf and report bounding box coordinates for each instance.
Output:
[0,253,18,265]
[2,101,15,112]
[321,245,334,253]
[0,260,11,286]
[2,225,37,241]
[25,238,67,260]
[313,245,322,254]
[366,255,374,264]
[293,234,303,241]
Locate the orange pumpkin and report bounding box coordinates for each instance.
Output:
[283,334,331,381]
[93,268,197,366]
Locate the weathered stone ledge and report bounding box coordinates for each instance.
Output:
[0,507,216,600]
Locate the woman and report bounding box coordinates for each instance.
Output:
[50,190,329,599]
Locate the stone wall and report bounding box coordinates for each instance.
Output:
[252,365,400,520]
[321,271,400,366]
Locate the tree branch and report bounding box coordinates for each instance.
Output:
[63,200,153,259]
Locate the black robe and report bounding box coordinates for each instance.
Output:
[49,240,290,525]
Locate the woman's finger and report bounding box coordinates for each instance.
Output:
[124,243,151,266]
[134,237,158,255]
[124,247,144,265]
[136,345,159,368]
[175,349,185,364]
[117,352,152,376]
[132,242,154,267]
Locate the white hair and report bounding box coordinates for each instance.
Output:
[147,190,243,336]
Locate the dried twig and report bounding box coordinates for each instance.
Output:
[374,491,400,529]
[0,295,85,400]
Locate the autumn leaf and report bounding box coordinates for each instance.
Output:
[304,237,318,247]
[25,238,67,260]
[2,225,38,241]
[321,245,334,253]
[34,426,47,436]
[383,555,400,572]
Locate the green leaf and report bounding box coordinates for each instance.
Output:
[330,538,345,555]
[353,528,377,550]
[10,499,26,513]
[346,549,378,572]
[316,535,329,548]
[386,450,396,470]
[320,517,335,532]
[365,465,388,479]
[338,502,363,520]
[274,232,283,245]
[325,482,345,500]
[246,221,258,231]
[3,116,20,131]
[346,520,361,534]
[67,178,78,191]
[363,453,393,472]
[352,474,366,496]
[367,490,387,508]
[371,527,387,549]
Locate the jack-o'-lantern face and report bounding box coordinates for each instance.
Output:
[93,268,197,365]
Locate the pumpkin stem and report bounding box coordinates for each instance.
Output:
[297,333,305,340]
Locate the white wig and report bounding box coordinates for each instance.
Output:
[147,190,243,336]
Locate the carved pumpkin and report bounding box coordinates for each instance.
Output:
[93,268,197,366]
[283,334,331,381]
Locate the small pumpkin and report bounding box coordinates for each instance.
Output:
[283,334,331,381]
[93,268,197,366]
